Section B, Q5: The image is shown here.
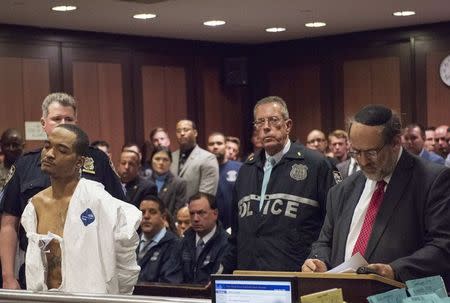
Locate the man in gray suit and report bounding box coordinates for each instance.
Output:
[302,105,450,286]
[170,119,219,199]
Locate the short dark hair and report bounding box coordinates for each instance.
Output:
[140,195,167,214]
[425,126,436,131]
[122,142,140,152]
[226,136,241,147]
[348,104,402,144]
[188,192,217,210]
[405,123,425,139]
[149,127,168,141]
[56,124,89,156]
[150,146,172,163]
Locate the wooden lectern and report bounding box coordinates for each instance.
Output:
[133,282,210,299]
[233,270,405,303]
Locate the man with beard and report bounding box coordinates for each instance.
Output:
[207,132,242,229]
[302,105,450,287]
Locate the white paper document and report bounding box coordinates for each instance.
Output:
[326,252,368,273]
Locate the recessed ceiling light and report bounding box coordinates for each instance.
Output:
[51,5,77,12]
[265,27,286,33]
[305,22,326,28]
[393,11,416,17]
[203,20,226,27]
[133,13,157,20]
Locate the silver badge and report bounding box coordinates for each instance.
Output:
[333,171,343,184]
[226,170,238,182]
[150,251,160,261]
[290,164,308,181]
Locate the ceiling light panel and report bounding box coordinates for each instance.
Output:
[203,20,226,27]
[51,5,77,12]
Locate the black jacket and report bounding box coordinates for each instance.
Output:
[180,223,229,284]
[125,176,157,208]
[138,229,183,283]
[222,142,339,273]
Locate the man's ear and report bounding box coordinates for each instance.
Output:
[77,156,85,169]
[40,117,46,128]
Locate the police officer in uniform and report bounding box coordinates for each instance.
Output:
[0,92,125,289]
[221,96,340,273]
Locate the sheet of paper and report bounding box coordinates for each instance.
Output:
[406,275,448,298]
[367,288,407,303]
[402,293,442,303]
[326,252,368,273]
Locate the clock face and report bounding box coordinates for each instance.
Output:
[440,55,450,86]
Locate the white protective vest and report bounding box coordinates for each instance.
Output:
[21,178,142,294]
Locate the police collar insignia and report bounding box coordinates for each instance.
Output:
[290,164,308,181]
[226,170,238,182]
[203,254,211,266]
[80,208,95,226]
[150,251,160,261]
[82,157,95,174]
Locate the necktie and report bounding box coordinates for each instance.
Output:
[352,180,386,256]
[196,239,205,260]
[350,162,359,176]
[178,153,187,175]
[259,157,276,210]
[138,239,148,261]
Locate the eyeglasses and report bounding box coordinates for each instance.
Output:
[253,116,285,129]
[349,143,387,160]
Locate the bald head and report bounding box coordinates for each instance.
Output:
[1,128,25,166]
[306,129,327,154]
[435,125,449,157]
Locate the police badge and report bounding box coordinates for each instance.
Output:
[290,164,308,181]
[82,157,95,174]
[2,165,15,188]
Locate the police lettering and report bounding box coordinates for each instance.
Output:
[239,198,299,219]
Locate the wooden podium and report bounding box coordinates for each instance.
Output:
[233,271,405,303]
[133,282,210,299]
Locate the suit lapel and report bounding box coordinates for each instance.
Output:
[171,150,180,176]
[365,151,414,260]
[179,145,199,177]
[335,173,366,263]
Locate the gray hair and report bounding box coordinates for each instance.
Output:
[253,96,289,120]
[41,92,77,118]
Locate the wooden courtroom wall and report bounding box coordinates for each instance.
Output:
[0,23,449,156]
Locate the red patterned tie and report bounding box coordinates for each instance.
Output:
[352,180,386,256]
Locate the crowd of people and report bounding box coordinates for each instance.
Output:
[0,92,448,295]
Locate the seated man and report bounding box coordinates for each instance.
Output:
[21,124,141,294]
[137,195,182,283]
[176,205,191,237]
[180,193,229,284]
[302,105,450,287]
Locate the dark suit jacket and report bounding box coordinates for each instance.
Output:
[125,176,157,208]
[151,171,187,216]
[310,150,450,285]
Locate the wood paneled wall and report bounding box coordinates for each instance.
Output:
[426,51,450,126]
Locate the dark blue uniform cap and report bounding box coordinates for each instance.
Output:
[354,104,392,126]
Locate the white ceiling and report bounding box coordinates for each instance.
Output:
[1,0,449,44]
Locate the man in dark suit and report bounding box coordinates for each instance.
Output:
[403,123,445,165]
[117,150,157,208]
[302,105,450,286]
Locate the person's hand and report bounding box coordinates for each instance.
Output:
[3,277,21,289]
[301,259,327,272]
[366,263,395,280]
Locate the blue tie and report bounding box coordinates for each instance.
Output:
[259,157,275,210]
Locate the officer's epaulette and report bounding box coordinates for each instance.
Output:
[22,147,43,156]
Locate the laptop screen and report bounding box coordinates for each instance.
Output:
[213,276,294,303]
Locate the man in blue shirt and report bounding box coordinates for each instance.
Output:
[207,132,242,230]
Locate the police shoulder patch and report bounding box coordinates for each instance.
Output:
[290,163,308,181]
[333,171,343,184]
[82,157,95,174]
[3,165,16,187]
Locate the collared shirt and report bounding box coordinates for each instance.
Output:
[348,157,360,175]
[344,147,403,261]
[140,227,167,253]
[195,224,217,247]
[264,139,291,167]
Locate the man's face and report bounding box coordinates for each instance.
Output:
[435,126,449,157]
[152,131,170,148]
[207,134,226,163]
[176,206,191,237]
[254,102,292,156]
[41,103,77,135]
[41,127,82,179]
[1,134,24,163]
[349,122,400,181]
[176,120,197,150]
[117,151,140,183]
[329,136,348,159]
[140,200,165,239]
[225,141,239,161]
[151,150,171,175]
[403,127,424,155]
[306,130,327,154]
[424,130,436,152]
[189,197,218,238]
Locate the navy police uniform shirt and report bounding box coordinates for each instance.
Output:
[0,146,125,217]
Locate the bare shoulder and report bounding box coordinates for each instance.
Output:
[31,187,53,209]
